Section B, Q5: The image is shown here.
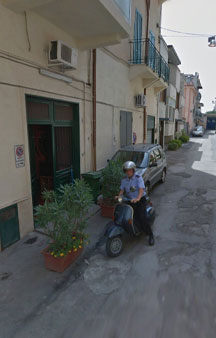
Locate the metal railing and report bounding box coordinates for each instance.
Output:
[129,38,170,83]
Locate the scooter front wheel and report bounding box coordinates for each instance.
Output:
[106,236,123,257]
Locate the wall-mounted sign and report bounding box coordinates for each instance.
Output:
[14,145,25,168]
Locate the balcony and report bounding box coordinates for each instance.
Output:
[129,39,169,91]
[2,0,131,49]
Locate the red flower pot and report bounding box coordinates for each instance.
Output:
[42,247,83,273]
[100,203,115,218]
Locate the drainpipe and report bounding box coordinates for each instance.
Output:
[92,49,97,171]
[143,0,150,142]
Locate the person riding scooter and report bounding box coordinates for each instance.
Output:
[116,161,155,246]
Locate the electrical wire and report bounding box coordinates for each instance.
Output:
[162,35,208,38]
[160,26,214,37]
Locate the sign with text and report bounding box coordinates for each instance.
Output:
[14,145,25,168]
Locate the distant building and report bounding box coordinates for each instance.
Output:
[206,111,216,130]
[158,44,184,146]
[182,73,203,134]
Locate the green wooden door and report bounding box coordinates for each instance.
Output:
[28,125,40,207]
[26,96,80,209]
[0,205,20,249]
[54,126,73,188]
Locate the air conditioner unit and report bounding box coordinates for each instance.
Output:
[135,94,146,107]
[49,40,78,69]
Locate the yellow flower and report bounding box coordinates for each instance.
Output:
[72,236,76,240]
[68,250,72,253]
[51,252,54,256]
[60,253,64,257]
[79,245,82,249]
[74,248,78,252]
[54,255,57,258]
[80,240,83,244]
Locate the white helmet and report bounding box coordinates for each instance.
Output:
[123,161,136,172]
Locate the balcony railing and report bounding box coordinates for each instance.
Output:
[129,39,170,83]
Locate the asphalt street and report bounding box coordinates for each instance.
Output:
[1,131,216,338]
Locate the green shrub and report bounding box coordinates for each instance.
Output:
[168,142,178,151]
[101,160,124,204]
[170,139,182,148]
[179,130,189,143]
[34,180,93,257]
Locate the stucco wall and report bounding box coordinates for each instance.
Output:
[0,0,165,242]
[95,48,144,168]
[184,86,196,131]
[0,4,93,239]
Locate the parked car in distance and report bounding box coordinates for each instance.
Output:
[192,126,204,137]
[111,144,167,195]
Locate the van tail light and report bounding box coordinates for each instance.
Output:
[128,219,133,225]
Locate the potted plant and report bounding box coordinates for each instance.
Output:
[35,180,93,272]
[99,160,124,218]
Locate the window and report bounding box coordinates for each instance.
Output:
[112,151,149,168]
[149,151,156,166]
[153,148,161,161]
[160,89,167,104]
[159,147,165,159]
[55,104,74,121]
[27,101,49,120]
[169,107,175,121]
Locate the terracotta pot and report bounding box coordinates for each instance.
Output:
[42,247,83,273]
[100,203,115,218]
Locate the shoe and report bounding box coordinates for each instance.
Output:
[149,235,155,246]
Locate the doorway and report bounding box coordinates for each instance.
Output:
[120,111,132,147]
[26,96,80,209]
[147,116,155,144]
[28,125,53,206]
[159,120,164,148]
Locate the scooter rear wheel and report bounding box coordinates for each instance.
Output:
[106,236,123,257]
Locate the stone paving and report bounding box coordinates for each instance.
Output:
[1,131,216,338]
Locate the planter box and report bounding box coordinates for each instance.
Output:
[42,247,83,273]
[100,204,115,218]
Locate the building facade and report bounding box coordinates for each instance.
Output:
[0,0,169,249]
[96,0,169,168]
[158,44,184,146]
[183,72,203,134]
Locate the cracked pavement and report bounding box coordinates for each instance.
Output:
[1,131,216,338]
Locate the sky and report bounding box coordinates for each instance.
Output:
[162,0,216,112]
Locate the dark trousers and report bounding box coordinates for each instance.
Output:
[131,197,153,237]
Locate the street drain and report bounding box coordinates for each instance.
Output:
[1,272,12,281]
[24,236,38,245]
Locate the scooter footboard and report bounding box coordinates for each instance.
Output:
[146,206,155,223]
[105,224,125,239]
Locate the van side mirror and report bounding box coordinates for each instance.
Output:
[150,162,157,168]
[107,159,110,163]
